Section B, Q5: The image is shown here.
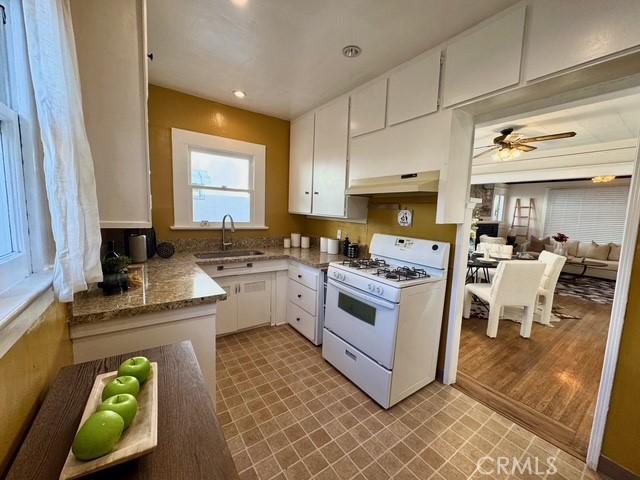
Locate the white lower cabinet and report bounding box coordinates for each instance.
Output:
[214,273,272,334]
[286,262,324,345]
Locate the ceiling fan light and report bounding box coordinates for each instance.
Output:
[592,175,616,184]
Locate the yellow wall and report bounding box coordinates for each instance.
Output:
[148,85,304,241]
[302,195,458,373]
[0,301,72,475]
[601,228,640,475]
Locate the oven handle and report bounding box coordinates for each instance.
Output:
[327,279,397,310]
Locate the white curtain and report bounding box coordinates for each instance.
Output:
[22,0,102,302]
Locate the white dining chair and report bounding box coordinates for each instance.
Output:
[463,261,546,338]
[476,243,513,258]
[536,251,567,325]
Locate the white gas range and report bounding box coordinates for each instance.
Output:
[322,234,449,409]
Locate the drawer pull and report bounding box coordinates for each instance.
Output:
[345,349,357,361]
[297,294,302,298]
[296,317,301,322]
[297,274,302,279]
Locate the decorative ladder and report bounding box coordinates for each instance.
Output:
[510,198,536,240]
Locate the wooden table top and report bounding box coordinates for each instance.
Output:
[6,341,239,480]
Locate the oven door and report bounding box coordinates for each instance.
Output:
[324,279,399,369]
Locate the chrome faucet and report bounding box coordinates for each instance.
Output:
[221,214,235,250]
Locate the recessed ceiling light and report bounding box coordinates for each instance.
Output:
[231,0,248,6]
[233,90,246,99]
[342,45,362,58]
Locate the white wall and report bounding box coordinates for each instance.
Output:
[498,178,631,238]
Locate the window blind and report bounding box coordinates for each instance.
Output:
[544,186,629,244]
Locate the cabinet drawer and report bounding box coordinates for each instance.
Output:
[287,302,316,342]
[288,264,319,291]
[288,279,317,315]
[322,329,391,408]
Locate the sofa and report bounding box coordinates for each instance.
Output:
[519,236,619,280]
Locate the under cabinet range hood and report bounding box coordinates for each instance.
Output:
[345,171,440,195]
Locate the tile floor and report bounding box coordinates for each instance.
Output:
[216,325,605,480]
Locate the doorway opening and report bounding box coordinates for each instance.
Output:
[454,89,640,459]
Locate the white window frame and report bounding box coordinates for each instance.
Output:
[0,0,31,295]
[171,128,267,230]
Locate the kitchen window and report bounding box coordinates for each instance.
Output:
[171,128,266,229]
[0,0,31,295]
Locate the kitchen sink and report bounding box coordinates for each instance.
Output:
[194,250,265,259]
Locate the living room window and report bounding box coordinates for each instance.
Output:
[171,128,266,229]
[544,185,629,243]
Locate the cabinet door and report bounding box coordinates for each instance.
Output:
[215,279,238,336]
[442,6,526,107]
[349,110,453,181]
[70,0,151,228]
[312,97,349,217]
[387,50,440,126]
[288,113,315,214]
[237,273,272,330]
[524,0,640,81]
[350,78,387,137]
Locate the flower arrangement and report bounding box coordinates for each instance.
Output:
[552,233,569,244]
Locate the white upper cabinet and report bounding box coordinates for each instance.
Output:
[524,0,640,81]
[442,6,526,107]
[312,97,350,217]
[288,113,315,214]
[349,110,454,181]
[71,0,151,228]
[350,78,387,137]
[387,50,441,126]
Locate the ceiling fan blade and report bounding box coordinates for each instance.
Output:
[514,144,537,152]
[473,146,499,159]
[519,131,576,143]
[474,144,496,149]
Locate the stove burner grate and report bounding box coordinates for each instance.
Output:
[340,258,389,269]
[374,266,430,282]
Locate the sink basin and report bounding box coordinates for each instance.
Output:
[194,250,265,259]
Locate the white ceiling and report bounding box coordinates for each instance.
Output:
[473,93,640,160]
[147,0,518,120]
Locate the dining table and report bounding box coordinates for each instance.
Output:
[466,253,537,284]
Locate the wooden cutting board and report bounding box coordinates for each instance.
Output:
[59,363,158,479]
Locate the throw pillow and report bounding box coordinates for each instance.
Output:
[577,241,591,258]
[565,240,579,257]
[587,241,610,261]
[528,236,550,253]
[608,243,621,261]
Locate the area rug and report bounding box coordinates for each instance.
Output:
[555,274,616,305]
[468,301,581,323]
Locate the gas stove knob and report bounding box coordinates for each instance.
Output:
[375,286,384,295]
[341,273,347,281]
[368,283,374,291]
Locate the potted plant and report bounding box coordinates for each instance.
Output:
[99,255,131,295]
[552,233,569,256]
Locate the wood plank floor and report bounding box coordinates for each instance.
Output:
[456,294,611,458]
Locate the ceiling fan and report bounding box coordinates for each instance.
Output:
[474,127,576,160]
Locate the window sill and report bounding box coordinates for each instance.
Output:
[0,271,55,358]
[170,225,270,231]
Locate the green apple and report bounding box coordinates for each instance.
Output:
[72,410,124,461]
[101,375,140,401]
[117,356,151,385]
[98,393,138,429]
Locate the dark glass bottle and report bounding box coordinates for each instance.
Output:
[342,235,350,256]
[104,240,119,260]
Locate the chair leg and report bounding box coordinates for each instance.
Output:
[540,294,553,325]
[486,304,500,338]
[520,304,535,338]
[463,289,472,319]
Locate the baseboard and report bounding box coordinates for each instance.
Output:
[598,456,640,480]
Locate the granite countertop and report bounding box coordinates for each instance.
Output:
[71,246,345,326]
